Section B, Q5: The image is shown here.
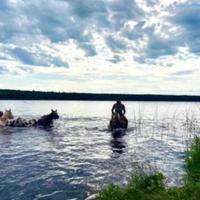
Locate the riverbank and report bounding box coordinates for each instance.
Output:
[97,136,200,200]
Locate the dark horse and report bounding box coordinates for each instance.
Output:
[6,109,59,127]
[109,113,127,154]
[37,109,59,126]
[109,113,128,131]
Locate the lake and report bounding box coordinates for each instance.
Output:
[0,101,200,200]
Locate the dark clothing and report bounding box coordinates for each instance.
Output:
[112,103,126,115]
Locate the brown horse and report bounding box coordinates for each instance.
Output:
[109,113,128,131]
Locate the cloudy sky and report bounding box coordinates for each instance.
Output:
[0,0,199,94]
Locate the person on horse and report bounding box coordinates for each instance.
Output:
[110,100,128,129]
[112,100,126,116]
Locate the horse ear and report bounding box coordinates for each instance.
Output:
[55,109,57,112]
[51,109,53,112]
[9,108,11,111]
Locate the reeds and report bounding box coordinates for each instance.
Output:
[186,136,200,182]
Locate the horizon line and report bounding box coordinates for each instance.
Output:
[0,88,200,97]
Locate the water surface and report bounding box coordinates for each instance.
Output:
[0,101,200,200]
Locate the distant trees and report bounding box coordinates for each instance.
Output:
[0,89,200,101]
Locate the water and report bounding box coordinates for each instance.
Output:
[0,101,200,200]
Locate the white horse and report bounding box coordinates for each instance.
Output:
[0,109,14,127]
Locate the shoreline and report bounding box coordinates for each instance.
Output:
[1,89,200,102]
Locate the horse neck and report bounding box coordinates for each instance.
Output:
[0,113,9,125]
[48,114,54,122]
[113,113,120,121]
[1,113,9,122]
[43,114,53,122]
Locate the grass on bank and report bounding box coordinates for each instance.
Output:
[97,136,200,200]
[186,136,200,182]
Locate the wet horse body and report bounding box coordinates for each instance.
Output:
[6,110,59,127]
[6,118,37,127]
[37,110,59,126]
[109,113,128,131]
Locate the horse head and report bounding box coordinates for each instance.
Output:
[5,109,14,119]
[50,109,59,120]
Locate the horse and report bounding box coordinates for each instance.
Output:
[37,109,59,126]
[6,117,37,127]
[6,109,59,127]
[0,109,14,127]
[109,113,128,131]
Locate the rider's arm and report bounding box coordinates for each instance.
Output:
[123,105,126,114]
[112,104,115,114]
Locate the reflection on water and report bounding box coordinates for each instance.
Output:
[110,137,126,155]
[0,101,200,199]
[110,129,127,155]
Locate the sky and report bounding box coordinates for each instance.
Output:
[0,0,200,94]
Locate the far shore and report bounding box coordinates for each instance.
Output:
[0,89,200,102]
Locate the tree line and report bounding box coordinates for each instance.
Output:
[0,89,200,101]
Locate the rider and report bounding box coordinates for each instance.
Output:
[112,100,126,116]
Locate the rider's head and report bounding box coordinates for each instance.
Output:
[116,99,121,104]
[0,111,3,117]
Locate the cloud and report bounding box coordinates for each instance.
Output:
[105,36,127,53]
[0,0,154,61]
[78,42,97,57]
[0,66,9,74]
[108,0,144,30]
[0,0,8,10]
[108,55,122,63]
[0,0,99,57]
[66,0,107,19]
[9,47,69,67]
[144,37,178,59]
[170,2,200,54]
[0,0,197,62]
[0,62,32,75]
[121,21,146,41]
[51,57,69,68]
[10,47,34,65]
[170,69,195,76]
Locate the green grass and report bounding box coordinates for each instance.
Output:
[186,136,200,182]
[97,136,200,200]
